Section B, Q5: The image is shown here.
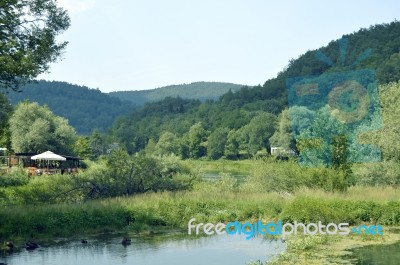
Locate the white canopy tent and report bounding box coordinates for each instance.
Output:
[31,151,66,161]
[31,151,66,174]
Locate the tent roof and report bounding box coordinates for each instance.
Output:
[31,151,66,161]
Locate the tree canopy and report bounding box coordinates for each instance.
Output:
[0,0,70,91]
[9,101,76,154]
[0,93,12,148]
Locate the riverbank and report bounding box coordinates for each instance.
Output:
[262,227,400,264]
[1,186,400,243]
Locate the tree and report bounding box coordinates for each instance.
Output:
[90,129,105,158]
[363,81,400,162]
[246,113,277,156]
[154,131,181,156]
[224,129,239,159]
[188,122,208,158]
[9,101,76,154]
[296,106,346,166]
[102,149,193,196]
[0,93,13,148]
[207,128,229,160]
[74,136,92,159]
[0,0,70,90]
[269,108,295,150]
[179,134,190,159]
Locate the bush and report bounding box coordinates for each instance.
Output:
[354,161,400,186]
[0,167,30,187]
[240,159,349,193]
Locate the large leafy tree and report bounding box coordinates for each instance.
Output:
[9,101,76,154]
[0,0,70,90]
[207,127,229,160]
[238,113,277,156]
[188,122,208,159]
[224,129,239,159]
[0,92,13,148]
[362,81,400,162]
[154,131,180,157]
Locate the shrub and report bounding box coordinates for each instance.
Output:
[0,167,30,187]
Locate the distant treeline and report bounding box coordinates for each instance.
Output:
[109,82,244,106]
[110,21,400,159]
[5,81,135,134]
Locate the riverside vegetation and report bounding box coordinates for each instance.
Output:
[1,79,400,262]
[1,157,400,261]
[1,12,400,263]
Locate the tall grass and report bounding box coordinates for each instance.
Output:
[1,185,400,240]
[1,158,400,241]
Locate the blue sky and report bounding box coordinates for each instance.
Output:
[40,0,400,92]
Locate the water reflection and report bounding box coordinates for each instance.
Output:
[344,241,400,265]
[201,172,248,182]
[1,233,285,265]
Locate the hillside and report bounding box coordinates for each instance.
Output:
[6,81,134,134]
[110,21,400,154]
[109,82,244,106]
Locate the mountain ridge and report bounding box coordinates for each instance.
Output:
[109,81,245,106]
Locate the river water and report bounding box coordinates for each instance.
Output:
[343,241,400,265]
[1,233,285,265]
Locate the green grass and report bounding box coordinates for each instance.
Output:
[1,185,400,241]
[1,158,400,250]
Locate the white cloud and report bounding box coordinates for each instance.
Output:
[57,0,96,14]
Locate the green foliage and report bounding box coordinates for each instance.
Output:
[74,150,197,199]
[280,196,400,226]
[9,101,76,154]
[0,167,29,187]
[109,82,243,106]
[270,108,295,150]
[111,97,200,153]
[74,136,92,159]
[241,159,351,193]
[90,129,107,158]
[241,160,306,193]
[6,81,134,134]
[247,113,277,155]
[154,132,181,157]
[224,129,239,159]
[188,122,208,159]
[110,22,400,158]
[361,81,400,162]
[207,128,229,160]
[0,0,70,91]
[0,154,197,206]
[354,161,400,186]
[0,93,12,148]
[236,113,277,156]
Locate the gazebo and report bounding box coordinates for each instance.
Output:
[31,151,66,175]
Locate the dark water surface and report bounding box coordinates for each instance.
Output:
[344,241,400,265]
[1,233,285,265]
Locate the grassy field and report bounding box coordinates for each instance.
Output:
[1,158,400,264]
[1,185,400,240]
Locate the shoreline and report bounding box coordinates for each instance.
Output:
[265,226,400,264]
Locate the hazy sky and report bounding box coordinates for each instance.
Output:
[39,0,400,92]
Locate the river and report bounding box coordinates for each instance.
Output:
[1,233,285,265]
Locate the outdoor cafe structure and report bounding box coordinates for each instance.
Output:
[4,151,82,175]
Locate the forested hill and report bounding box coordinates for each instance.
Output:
[111,21,400,154]
[217,21,400,113]
[109,82,244,106]
[6,80,134,134]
